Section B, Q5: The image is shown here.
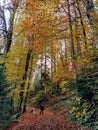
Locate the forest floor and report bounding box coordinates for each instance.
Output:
[6,106,74,130]
[6,96,87,130]
[6,106,86,130]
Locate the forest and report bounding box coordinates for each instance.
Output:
[0,0,98,130]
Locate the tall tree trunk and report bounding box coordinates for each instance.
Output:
[40,54,43,89]
[0,6,7,51]
[44,43,47,94]
[76,0,87,50]
[5,13,15,54]
[53,56,56,73]
[67,0,75,58]
[23,54,33,112]
[73,1,81,56]
[50,43,53,81]
[83,0,98,56]
[4,0,20,54]
[18,50,31,114]
[66,0,76,72]
[50,43,55,94]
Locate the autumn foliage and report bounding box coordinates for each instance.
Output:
[0,0,98,129]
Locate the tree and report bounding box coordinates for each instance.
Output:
[0,63,14,129]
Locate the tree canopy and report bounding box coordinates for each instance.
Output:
[0,0,98,129]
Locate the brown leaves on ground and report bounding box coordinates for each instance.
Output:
[7,108,71,130]
[6,107,81,130]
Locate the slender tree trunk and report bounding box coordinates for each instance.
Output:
[23,54,33,112]
[66,0,76,72]
[0,6,7,49]
[50,43,54,94]
[18,50,31,114]
[73,1,81,56]
[4,0,20,54]
[53,56,56,73]
[50,43,53,81]
[83,0,98,57]
[5,13,15,54]
[76,0,87,50]
[44,43,47,94]
[40,54,43,88]
[67,0,75,58]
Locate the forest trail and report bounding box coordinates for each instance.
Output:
[6,106,75,130]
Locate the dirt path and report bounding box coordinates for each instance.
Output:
[6,107,80,130]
